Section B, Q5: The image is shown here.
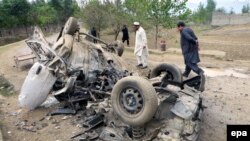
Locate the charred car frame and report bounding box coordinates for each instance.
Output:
[19,17,205,141]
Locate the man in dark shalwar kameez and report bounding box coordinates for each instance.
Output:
[177,21,204,77]
[121,25,129,46]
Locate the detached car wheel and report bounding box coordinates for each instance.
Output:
[63,17,78,35]
[150,63,183,83]
[111,76,158,126]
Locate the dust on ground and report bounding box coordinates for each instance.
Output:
[0,25,250,141]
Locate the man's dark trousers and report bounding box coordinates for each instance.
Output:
[180,27,204,76]
[184,62,203,76]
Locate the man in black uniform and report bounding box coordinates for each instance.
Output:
[121,25,129,46]
[177,21,204,77]
[91,27,97,43]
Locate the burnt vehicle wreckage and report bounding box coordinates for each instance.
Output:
[18,17,206,141]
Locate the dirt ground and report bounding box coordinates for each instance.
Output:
[0,25,250,141]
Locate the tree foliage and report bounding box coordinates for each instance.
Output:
[105,1,131,40]
[78,0,190,47]
[216,7,227,14]
[0,0,81,29]
[146,0,190,48]
[242,4,250,13]
[206,0,216,22]
[31,4,58,26]
[192,3,207,24]
[0,0,31,28]
[0,0,195,47]
[122,0,190,48]
[123,0,149,25]
[82,0,109,37]
[191,0,216,24]
[229,8,235,14]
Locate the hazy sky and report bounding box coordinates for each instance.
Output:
[187,0,250,13]
[30,0,250,14]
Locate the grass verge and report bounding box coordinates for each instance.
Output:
[0,75,15,97]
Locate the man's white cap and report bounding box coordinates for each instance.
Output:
[133,22,140,26]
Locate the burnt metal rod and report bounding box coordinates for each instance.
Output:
[71,128,89,139]
[91,89,111,95]
[76,86,111,95]
[154,87,179,98]
[79,32,108,45]
[89,91,97,101]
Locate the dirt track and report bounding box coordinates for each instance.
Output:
[0,27,250,141]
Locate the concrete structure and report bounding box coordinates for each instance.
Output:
[212,12,250,26]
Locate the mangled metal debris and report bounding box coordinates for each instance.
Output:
[19,17,205,141]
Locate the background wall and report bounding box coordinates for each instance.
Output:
[212,12,250,26]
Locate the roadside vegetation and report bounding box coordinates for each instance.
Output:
[1,0,250,52]
[0,0,219,48]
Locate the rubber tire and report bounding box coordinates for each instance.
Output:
[111,76,158,126]
[150,63,183,83]
[113,40,124,56]
[63,17,78,36]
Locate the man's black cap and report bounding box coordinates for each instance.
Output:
[177,21,185,27]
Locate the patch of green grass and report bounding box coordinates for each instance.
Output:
[0,89,16,97]
[0,75,15,97]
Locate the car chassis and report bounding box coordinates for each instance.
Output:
[19,17,205,141]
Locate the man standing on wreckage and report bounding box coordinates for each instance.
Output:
[133,22,148,69]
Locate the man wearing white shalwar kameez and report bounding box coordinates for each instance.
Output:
[133,22,148,69]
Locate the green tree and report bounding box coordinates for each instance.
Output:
[147,0,190,48]
[34,5,58,26]
[63,0,81,22]
[0,1,16,28]
[206,0,216,22]
[242,4,250,13]
[48,0,81,23]
[0,0,31,35]
[49,0,64,23]
[124,0,190,48]
[104,0,131,40]
[216,7,227,14]
[82,0,109,37]
[229,8,235,14]
[123,0,149,25]
[193,3,207,24]
[30,0,58,26]
[71,0,82,18]
[191,0,216,24]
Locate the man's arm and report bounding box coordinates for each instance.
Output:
[190,30,200,50]
[190,30,199,49]
[141,30,147,48]
[182,29,196,44]
[193,33,198,40]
